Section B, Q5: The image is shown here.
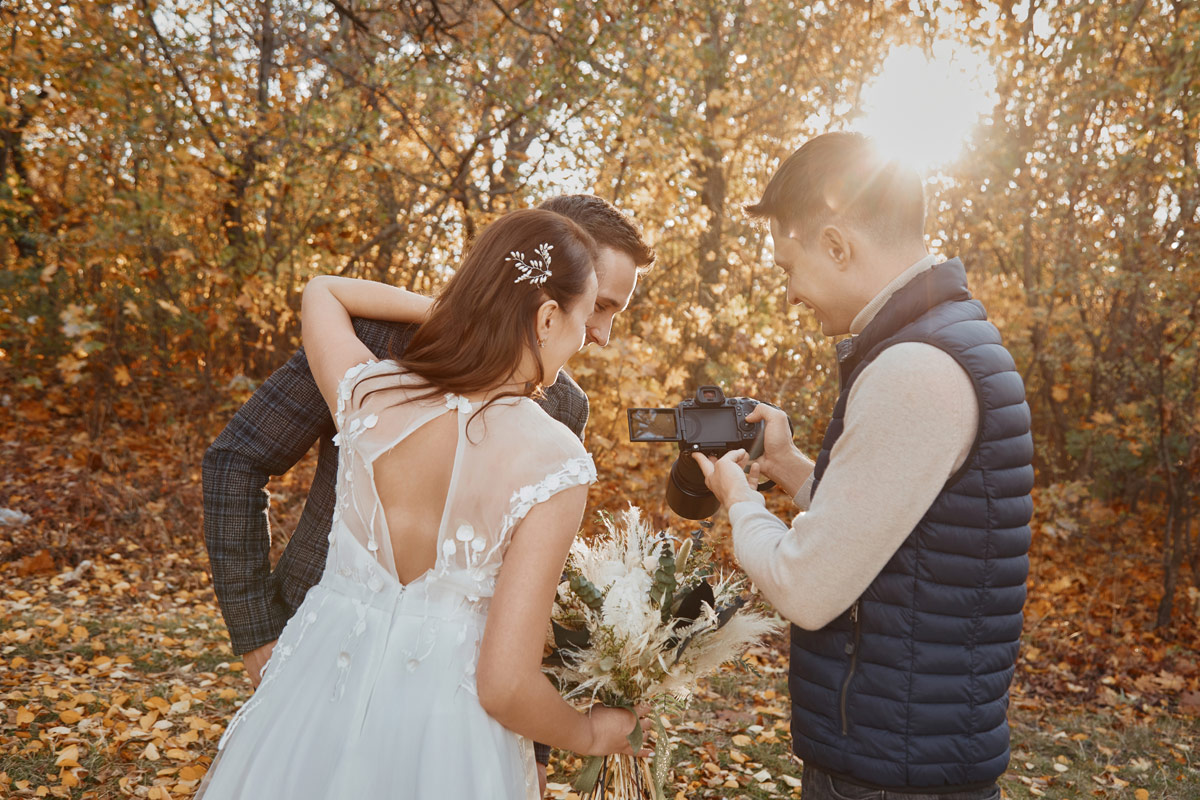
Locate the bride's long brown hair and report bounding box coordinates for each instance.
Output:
[377,208,597,412]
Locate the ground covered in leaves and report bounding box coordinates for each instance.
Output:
[1,408,1198,798]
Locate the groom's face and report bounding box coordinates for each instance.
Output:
[584,246,638,348]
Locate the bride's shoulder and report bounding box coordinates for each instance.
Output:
[345,360,410,394]
[342,358,404,386]
[525,402,590,460]
[503,398,588,456]
[499,403,596,495]
[341,362,423,415]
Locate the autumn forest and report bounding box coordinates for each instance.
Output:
[1,1,1198,798]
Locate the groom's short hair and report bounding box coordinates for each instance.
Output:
[747,132,925,245]
[539,194,656,272]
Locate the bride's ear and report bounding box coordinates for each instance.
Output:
[535,299,559,343]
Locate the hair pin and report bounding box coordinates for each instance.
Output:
[508,243,553,287]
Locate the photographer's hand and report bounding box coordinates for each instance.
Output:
[745,404,814,499]
[693,450,761,509]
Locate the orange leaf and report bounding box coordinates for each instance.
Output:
[1046,576,1073,593]
[56,745,80,768]
[179,765,207,781]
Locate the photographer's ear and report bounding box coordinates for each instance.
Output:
[820,225,852,271]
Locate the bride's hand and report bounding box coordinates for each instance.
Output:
[583,705,654,757]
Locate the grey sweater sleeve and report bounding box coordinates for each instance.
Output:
[727,343,978,629]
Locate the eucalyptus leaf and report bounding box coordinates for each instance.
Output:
[627,715,643,753]
[573,755,605,794]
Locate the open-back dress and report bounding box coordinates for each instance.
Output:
[197,360,596,799]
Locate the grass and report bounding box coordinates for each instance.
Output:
[3,558,1197,799]
[1004,711,1197,799]
[546,660,1200,800]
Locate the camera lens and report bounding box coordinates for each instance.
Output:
[666,453,721,519]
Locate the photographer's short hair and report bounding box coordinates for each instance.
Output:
[746,132,925,245]
[539,194,656,272]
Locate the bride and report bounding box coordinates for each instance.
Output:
[198,208,646,799]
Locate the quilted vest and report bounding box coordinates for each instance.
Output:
[790,258,1034,791]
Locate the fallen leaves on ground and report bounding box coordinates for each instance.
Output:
[1,413,1198,798]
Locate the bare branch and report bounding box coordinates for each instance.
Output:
[139,0,232,165]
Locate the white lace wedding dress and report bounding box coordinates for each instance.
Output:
[197,361,596,799]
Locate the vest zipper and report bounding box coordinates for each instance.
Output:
[839,601,861,735]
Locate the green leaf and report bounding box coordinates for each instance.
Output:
[627,715,643,754]
[573,755,605,794]
[570,574,605,610]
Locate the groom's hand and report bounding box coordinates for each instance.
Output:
[745,403,813,498]
[243,640,277,688]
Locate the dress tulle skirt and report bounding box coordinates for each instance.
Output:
[196,572,539,800]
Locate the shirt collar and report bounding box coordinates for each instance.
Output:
[849,253,940,336]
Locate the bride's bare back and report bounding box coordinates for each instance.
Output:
[327,361,594,601]
[371,409,456,585]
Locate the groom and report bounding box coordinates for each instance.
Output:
[202,194,654,794]
[697,132,1033,799]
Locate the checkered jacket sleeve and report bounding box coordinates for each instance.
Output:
[202,319,413,655]
[540,369,589,440]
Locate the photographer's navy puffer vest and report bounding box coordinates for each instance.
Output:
[790,258,1033,791]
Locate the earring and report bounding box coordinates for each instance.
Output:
[538,339,546,348]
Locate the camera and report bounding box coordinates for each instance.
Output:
[627,385,775,519]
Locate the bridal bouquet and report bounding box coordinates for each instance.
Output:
[544,506,783,800]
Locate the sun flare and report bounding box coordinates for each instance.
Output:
[855,43,998,172]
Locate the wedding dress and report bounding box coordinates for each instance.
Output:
[197,360,596,799]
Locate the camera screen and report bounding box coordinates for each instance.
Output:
[628,409,680,441]
[681,407,741,443]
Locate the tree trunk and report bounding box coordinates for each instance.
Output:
[1155,494,1184,628]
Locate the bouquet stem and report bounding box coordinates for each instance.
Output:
[579,754,658,800]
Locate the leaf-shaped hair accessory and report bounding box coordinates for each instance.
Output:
[508,242,554,287]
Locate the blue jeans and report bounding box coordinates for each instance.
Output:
[801,766,1001,800]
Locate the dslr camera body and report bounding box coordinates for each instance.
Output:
[627,385,774,519]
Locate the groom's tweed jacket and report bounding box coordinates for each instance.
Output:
[203,316,589,655]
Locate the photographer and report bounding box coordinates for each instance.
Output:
[693,132,1033,800]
